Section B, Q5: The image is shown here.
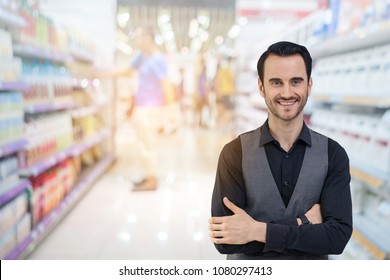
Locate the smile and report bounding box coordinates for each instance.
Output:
[278,100,297,106]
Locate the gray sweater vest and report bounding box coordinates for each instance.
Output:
[241,126,328,222]
[228,127,328,259]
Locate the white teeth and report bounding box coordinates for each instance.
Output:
[279,101,295,105]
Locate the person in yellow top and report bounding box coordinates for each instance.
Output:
[214,57,235,130]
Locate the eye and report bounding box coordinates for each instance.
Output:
[271,80,282,86]
[291,78,303,86]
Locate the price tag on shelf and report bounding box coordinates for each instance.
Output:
[350,167,383,189]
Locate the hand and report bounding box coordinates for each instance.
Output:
[208,197,266,245]
[305,203,322,224]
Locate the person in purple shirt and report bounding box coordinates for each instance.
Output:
[123,25,172,191]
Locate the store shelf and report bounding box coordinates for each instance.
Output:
[310,19,390,58]
[0,179,30,207]
[24,101,75,114]
[0,139,28,157]
[5,154,115,260]
[13,44,71,63]
[0,7,26,28]
[71,103,105,118]
[352,213,390,260]
[313,95,390,108]
[0,80,29,92]
[69,128,111,157]
[19,128,111,177]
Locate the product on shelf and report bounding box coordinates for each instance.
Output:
[19,113,74,168]
[0,28,23,82]
[15,0,68,54]
[0,191,30,259]
[30,158,78,226]
[312,42,390,97]
[21,59,73,106]
[0,91,24,146]
[0,155,19,194]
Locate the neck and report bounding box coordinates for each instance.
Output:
[268,115,304,152]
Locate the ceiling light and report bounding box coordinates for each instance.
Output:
[116,12,129,28]
[197,14,210,29]
[158,13,171,24]
[228,24,241,39]
[189,19,199,39]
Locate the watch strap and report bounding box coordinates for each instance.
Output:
[299,214,311,225]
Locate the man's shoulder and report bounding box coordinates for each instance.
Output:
[239,127,261,139]
[309,128,348,157]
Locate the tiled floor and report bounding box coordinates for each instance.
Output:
[27,118,233,260]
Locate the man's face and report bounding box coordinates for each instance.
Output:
[259,54,312,122]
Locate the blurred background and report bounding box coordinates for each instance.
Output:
[1,0,390,260]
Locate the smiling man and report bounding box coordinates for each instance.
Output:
[209,41,353,260]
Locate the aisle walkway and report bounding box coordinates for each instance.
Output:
[27,119,233,259]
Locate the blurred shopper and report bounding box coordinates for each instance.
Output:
[214,57,235,130]
[195,59,211,128]
[114,24,172,191]
[209,41,352,259]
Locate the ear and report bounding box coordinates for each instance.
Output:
[258,78,265,98]
[308,77,313,97]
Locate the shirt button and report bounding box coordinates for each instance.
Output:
[285,154,289,159]
[283,181,288,186]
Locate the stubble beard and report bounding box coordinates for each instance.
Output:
[263,90,308,122]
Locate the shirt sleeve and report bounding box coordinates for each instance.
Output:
[211,137,297,254]
[130,53,142,69]
[264,139,353,255]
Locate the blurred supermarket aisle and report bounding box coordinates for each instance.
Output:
[26,118,233,259]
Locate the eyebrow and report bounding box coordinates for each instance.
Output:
[268,77,305,83]
[291,77,304,82]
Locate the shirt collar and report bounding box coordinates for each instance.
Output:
[259,119,312,147]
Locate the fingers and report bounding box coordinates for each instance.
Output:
[223,197,243,214]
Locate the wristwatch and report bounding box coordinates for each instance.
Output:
[299,214,311,225]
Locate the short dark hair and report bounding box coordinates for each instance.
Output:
[256,41,312,83]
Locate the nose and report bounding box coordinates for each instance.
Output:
[280,84,294,99]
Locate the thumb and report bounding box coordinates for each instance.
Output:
[223,197,243,214]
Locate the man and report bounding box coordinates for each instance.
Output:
[123,25,172,191]
[208,41,352,260]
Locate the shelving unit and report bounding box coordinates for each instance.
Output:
[0,1,116,259]
[18,128,111,177]
[0,139,27,158]
[0,179,30,208]
[24,101,76,114]
[13,44,71,64]
[4,154,115,260]
[307,13,390,260]
[0,81,28,92]
[0,7,26,28]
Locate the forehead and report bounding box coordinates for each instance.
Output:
[264,54,307,79]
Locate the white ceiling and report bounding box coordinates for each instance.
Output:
[37,0,325,64]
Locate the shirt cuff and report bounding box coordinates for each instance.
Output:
[264,223,288,252]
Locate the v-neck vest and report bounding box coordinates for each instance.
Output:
[240,127,328,221]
